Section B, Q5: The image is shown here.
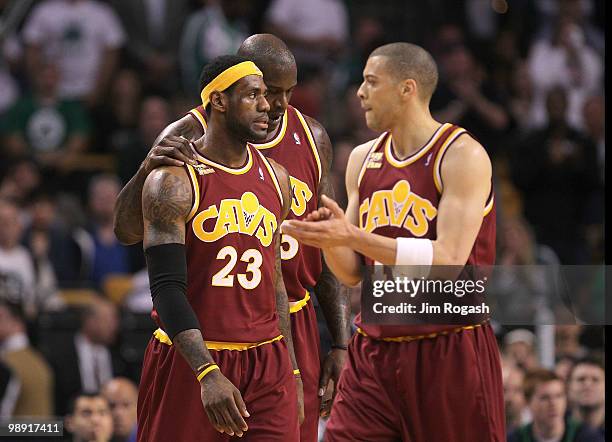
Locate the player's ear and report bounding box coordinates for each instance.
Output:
[210,91,227,113]
[400,79,417,100]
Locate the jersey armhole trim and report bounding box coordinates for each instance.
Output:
[185,164,200,222]
[293,108,322,184]
[433,128,494,216]
[433,127,467,194]
[189,107,208,132]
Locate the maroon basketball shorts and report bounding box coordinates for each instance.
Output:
[291,297,322,442]
[137,335,299,442]
[324,323,505,442]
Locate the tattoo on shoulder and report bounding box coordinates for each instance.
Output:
[143,171,191,236]
[176,117,202,141]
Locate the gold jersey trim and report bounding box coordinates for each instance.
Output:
[289,290,310,314]
[185,164,200,222]
[432,127,494,216]
[384,123,450,168]
[293,108,322,184]
[189,107,208,131]
[154,328,284,351]
[356,321,486,343]
[483,194,495,217]
[251,109,288,149]
[432,126,467,193]
[193,145,253,175]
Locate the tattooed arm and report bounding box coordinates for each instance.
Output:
[142,166,248,437]
[114,114,204,245]
[268,158,304,424]
[304,115,350,415]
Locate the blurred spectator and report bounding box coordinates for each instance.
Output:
[44,298,125,415]
[22,0,125,108]
[567,357,605,436]
[0,198,57,317]
[508,61,536,133]
[123,269,152,314]
[510,87,599,264]
[503,363,531,433]
[498,216,560,267]
[489,29,521,103]
[503,329,539,372]
[581,95,604,183]
[490,216,563,323]
[0,62,90,173]
[0,360,19,419]
[101,377,138,442]
[0,157,41,206]
[93,70,143,154]
[583,95,606,264]
[0,293,54,417]
[508,369,603,441]
[264,0,349,67]
[333,17,386,92]
[180,0,250,96]
[536,0,604,56]
[555,355,577,383]
[111,0,190,96]
[333,84,379,146]
[555,326,588,360]
[431,42,510,155]
[22,193,85,289]
[580,94,604,264]
[86,175,132,288]
[65,392,114,442]
[527,10,603,129]
[0,31,20,115]
[117,96,172,185]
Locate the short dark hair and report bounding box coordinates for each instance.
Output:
[523,369,564,401]
[198,54,252,97]
[66,391,107,416]
[370,42,439,101]
[237,34,296,76]
[568,355,605,380]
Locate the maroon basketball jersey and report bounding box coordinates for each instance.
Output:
[189,105,323,303]
[157,143,285,343]
[355,123,496,339]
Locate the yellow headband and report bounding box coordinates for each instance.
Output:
[200,61,263,108]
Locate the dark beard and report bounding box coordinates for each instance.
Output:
[226,108,266,143]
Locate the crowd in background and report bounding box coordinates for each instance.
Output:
[0,0,605,440]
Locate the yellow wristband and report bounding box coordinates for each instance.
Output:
[293,369,301,376]
[197,364,219,382]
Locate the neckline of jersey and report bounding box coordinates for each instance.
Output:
[192,144,254,175]
[385,123,450,167]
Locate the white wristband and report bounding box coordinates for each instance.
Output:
[395,237,433,278]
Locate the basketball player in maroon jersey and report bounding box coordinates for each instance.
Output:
[283,43,505,441]
[114,35,349,442]
[137,55,300,441]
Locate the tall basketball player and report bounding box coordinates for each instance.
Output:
[137,55,300,441]
[283,43,506,441]
[114,35,349,442]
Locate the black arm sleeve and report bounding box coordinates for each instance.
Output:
[145,243,200,340]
